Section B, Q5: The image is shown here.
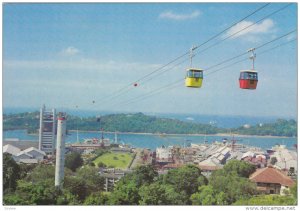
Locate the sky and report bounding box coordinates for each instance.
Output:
[3,3,298,118]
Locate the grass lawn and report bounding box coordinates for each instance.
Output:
[93,152,134,169]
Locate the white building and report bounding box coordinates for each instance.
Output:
[13,151,34,162]
[3,144,46,164]
[23,147,46,161]
[271,145,297,171]
[156,146,172,162]
[3,144,21,156]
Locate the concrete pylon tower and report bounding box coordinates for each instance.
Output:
[55,112,66,188]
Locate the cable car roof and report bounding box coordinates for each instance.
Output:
[186,68,204,71]
[240,70,258,73]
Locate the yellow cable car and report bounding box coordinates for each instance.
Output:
[185,68,203,88]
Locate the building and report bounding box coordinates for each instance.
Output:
[249,166,295,195]
[23,147,46,161]
[156,146,173,163]
[3,144,21,156]
[99,168,132,191]
[198,157,223,177]
[3,140,39,150]
[39,105,56,155]
[270,145,297,172]
[3,144,46,164]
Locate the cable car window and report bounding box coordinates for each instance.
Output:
[248,73,258,80]
[193,71,203,78]
[187,71,194,77]
[240,72,247,79]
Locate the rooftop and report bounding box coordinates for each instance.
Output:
[250,166,295,187]
[3,144,21,156]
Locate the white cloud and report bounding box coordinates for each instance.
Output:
[224,19,275,39]
[159,10,201,21]
[60,46,80,56]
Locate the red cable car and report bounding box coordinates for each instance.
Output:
[239,48,258,90]
[239,70,258,89]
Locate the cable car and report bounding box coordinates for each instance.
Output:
[185,68,203,88]
[239,70,258,89]
[239,48,258,90]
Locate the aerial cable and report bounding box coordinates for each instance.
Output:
[113,32,296,108]
[81,3,292,110]
[121,38,296,108]
[205,38,297,77]
[126,3,290,89]
[90,3,271,105]
[191,3,270,52]
[118,79,183,108]
[193,3,293,58]
[133,3,271,84]
[204,29,297,72]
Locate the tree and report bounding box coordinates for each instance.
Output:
[4,179,79,205]
[7,180,59,205]
[65,152,84,172]
[19,163,37,179]
[108,165,158,205]
[108,176,140,205]
[83,192,110,205]
[270,157,278,165]
[132,165,158,186]
[4,192,31,205]
[209,171,257,204]
[56,190,79,205]
[190,185,228,205]
[24,164,55,183]
[3,153,21,192]
[163,165,207,197]
[76,166,105,193]
[222,160,256,178]
[97,161,106,168]
[64,176,88,202]
[190,185,216,205]
[138,182,168,205]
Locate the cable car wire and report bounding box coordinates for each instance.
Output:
[119,78,183,108]
[205,29,297,72]
[120,38,297,108]
[89,3,271,106]
[80,3,293,111]
[206,38,297,77]
[193,3,292,58]
[112,31,296,108]
[125,3,291,90]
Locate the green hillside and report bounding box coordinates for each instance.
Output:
[3,112,297,137]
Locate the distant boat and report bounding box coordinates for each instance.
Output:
[159,133,167,137]
[266,149,275,155]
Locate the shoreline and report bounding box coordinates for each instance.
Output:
[68,130,294,139]
[3,129,295,139]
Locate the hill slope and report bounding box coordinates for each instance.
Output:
[3,112,297,137]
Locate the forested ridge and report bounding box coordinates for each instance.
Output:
[3,112,297,137]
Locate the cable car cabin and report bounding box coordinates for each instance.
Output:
[185,68,203,88]
[239,70,258,90]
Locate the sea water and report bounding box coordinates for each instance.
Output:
[3,129,297,151]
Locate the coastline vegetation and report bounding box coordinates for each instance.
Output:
[3,111,297,137]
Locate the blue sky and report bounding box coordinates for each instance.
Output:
[3,3,298,118]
